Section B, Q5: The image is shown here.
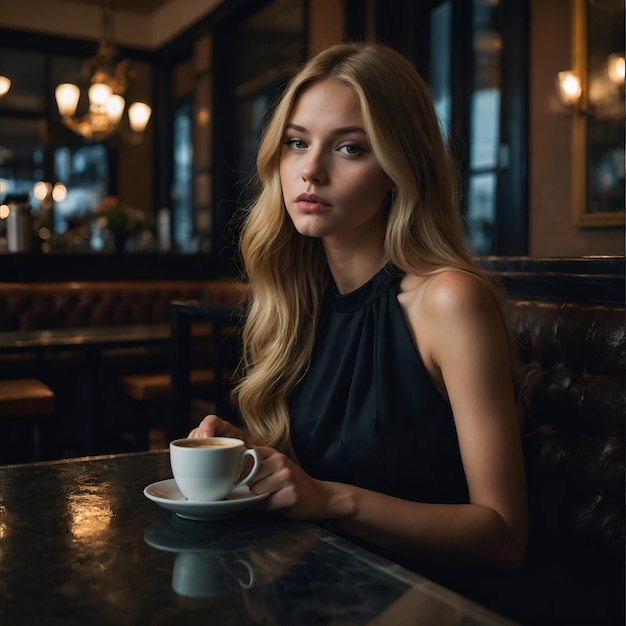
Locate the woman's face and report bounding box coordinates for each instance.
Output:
[279,79,393,245]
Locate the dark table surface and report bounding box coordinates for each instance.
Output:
[0,323,171,353]
[0,451,517,625]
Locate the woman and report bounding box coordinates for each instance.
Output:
[190,42,527,572]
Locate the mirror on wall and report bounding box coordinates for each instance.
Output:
[571,0,624,227]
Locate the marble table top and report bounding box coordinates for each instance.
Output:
[0,450,518,625]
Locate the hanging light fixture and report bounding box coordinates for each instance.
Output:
[54,2,151,142]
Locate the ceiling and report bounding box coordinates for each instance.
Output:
[69,0,175,15]
[0,0,226,49]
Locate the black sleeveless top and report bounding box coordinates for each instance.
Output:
[290,266,469,504]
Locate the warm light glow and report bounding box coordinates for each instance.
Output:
[557,71,582,107]
[67,491,113,540]
[55,83,80,116]
[0,76,10,97]
[88,82,113,107]
[128,102,152,133]
[197,106,210,126]
[106,94,125,124]
[33,181,52,201]
[607,54,625,86]
[0,204,9,220]
[52,182,67,202]
[0,504,7,539]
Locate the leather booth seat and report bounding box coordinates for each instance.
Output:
[446,262,625,626]
[0,280,249,331]
[509,298,624,625]
[510,299,624,558]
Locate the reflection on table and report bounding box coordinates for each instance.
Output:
[0,451,518,625]
[0,324,171,353]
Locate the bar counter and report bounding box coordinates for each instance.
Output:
[0,451,517,625]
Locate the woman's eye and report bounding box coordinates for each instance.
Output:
[339,143,362,156]
[284,138,307,149]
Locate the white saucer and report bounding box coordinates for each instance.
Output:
[144,479,269,521]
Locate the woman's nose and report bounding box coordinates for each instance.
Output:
[301,152,327,184]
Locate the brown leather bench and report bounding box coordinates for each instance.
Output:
[0,280,249,331]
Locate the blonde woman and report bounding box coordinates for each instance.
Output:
[190,42,527,573]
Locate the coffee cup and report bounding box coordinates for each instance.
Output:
[169,437,260,502]
[172,551,255,597]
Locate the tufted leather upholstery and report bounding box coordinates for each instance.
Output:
[0,281,249,331]
[493,297,625,625]
[506,299,625,559]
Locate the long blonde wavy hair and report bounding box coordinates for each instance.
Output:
[233,42,518,455]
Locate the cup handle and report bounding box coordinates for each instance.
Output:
[234,559,255,589]
[233,448,260,489]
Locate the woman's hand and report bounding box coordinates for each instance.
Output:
[188,414,245,440]
[248,446,339,520]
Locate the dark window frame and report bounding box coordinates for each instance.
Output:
[374,0,529,256]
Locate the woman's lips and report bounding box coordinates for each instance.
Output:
[295,193,331,212]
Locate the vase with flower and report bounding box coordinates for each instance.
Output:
[93,196,150,252]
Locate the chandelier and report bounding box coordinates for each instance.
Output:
[54,3,151,142]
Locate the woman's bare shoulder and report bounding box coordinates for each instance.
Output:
[399,269,491,318]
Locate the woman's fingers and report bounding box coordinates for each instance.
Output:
[187,414,243,439]
[248,447,301,507]
[248,446,331,520]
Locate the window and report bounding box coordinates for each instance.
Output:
[0,47,111,250]
[429,1,453,140]
[209,0,306,271]
[415,0,529,255]
[172,102,193,251]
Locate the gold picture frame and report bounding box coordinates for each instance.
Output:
[572,0,625,228]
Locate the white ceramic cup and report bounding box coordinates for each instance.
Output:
[172,552,255,598]
[169,437,260,502]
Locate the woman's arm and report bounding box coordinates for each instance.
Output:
[249,270,528,570]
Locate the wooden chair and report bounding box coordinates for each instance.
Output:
[121,368,219,449]
[122,368,216,402]
[0,378,55,463]
[119,303,243,449]
[168,303,243,440]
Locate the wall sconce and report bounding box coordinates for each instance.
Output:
[557,70,583,110]
[0,76,10,97]
[607,53,625,88]
[557,53,624,116]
